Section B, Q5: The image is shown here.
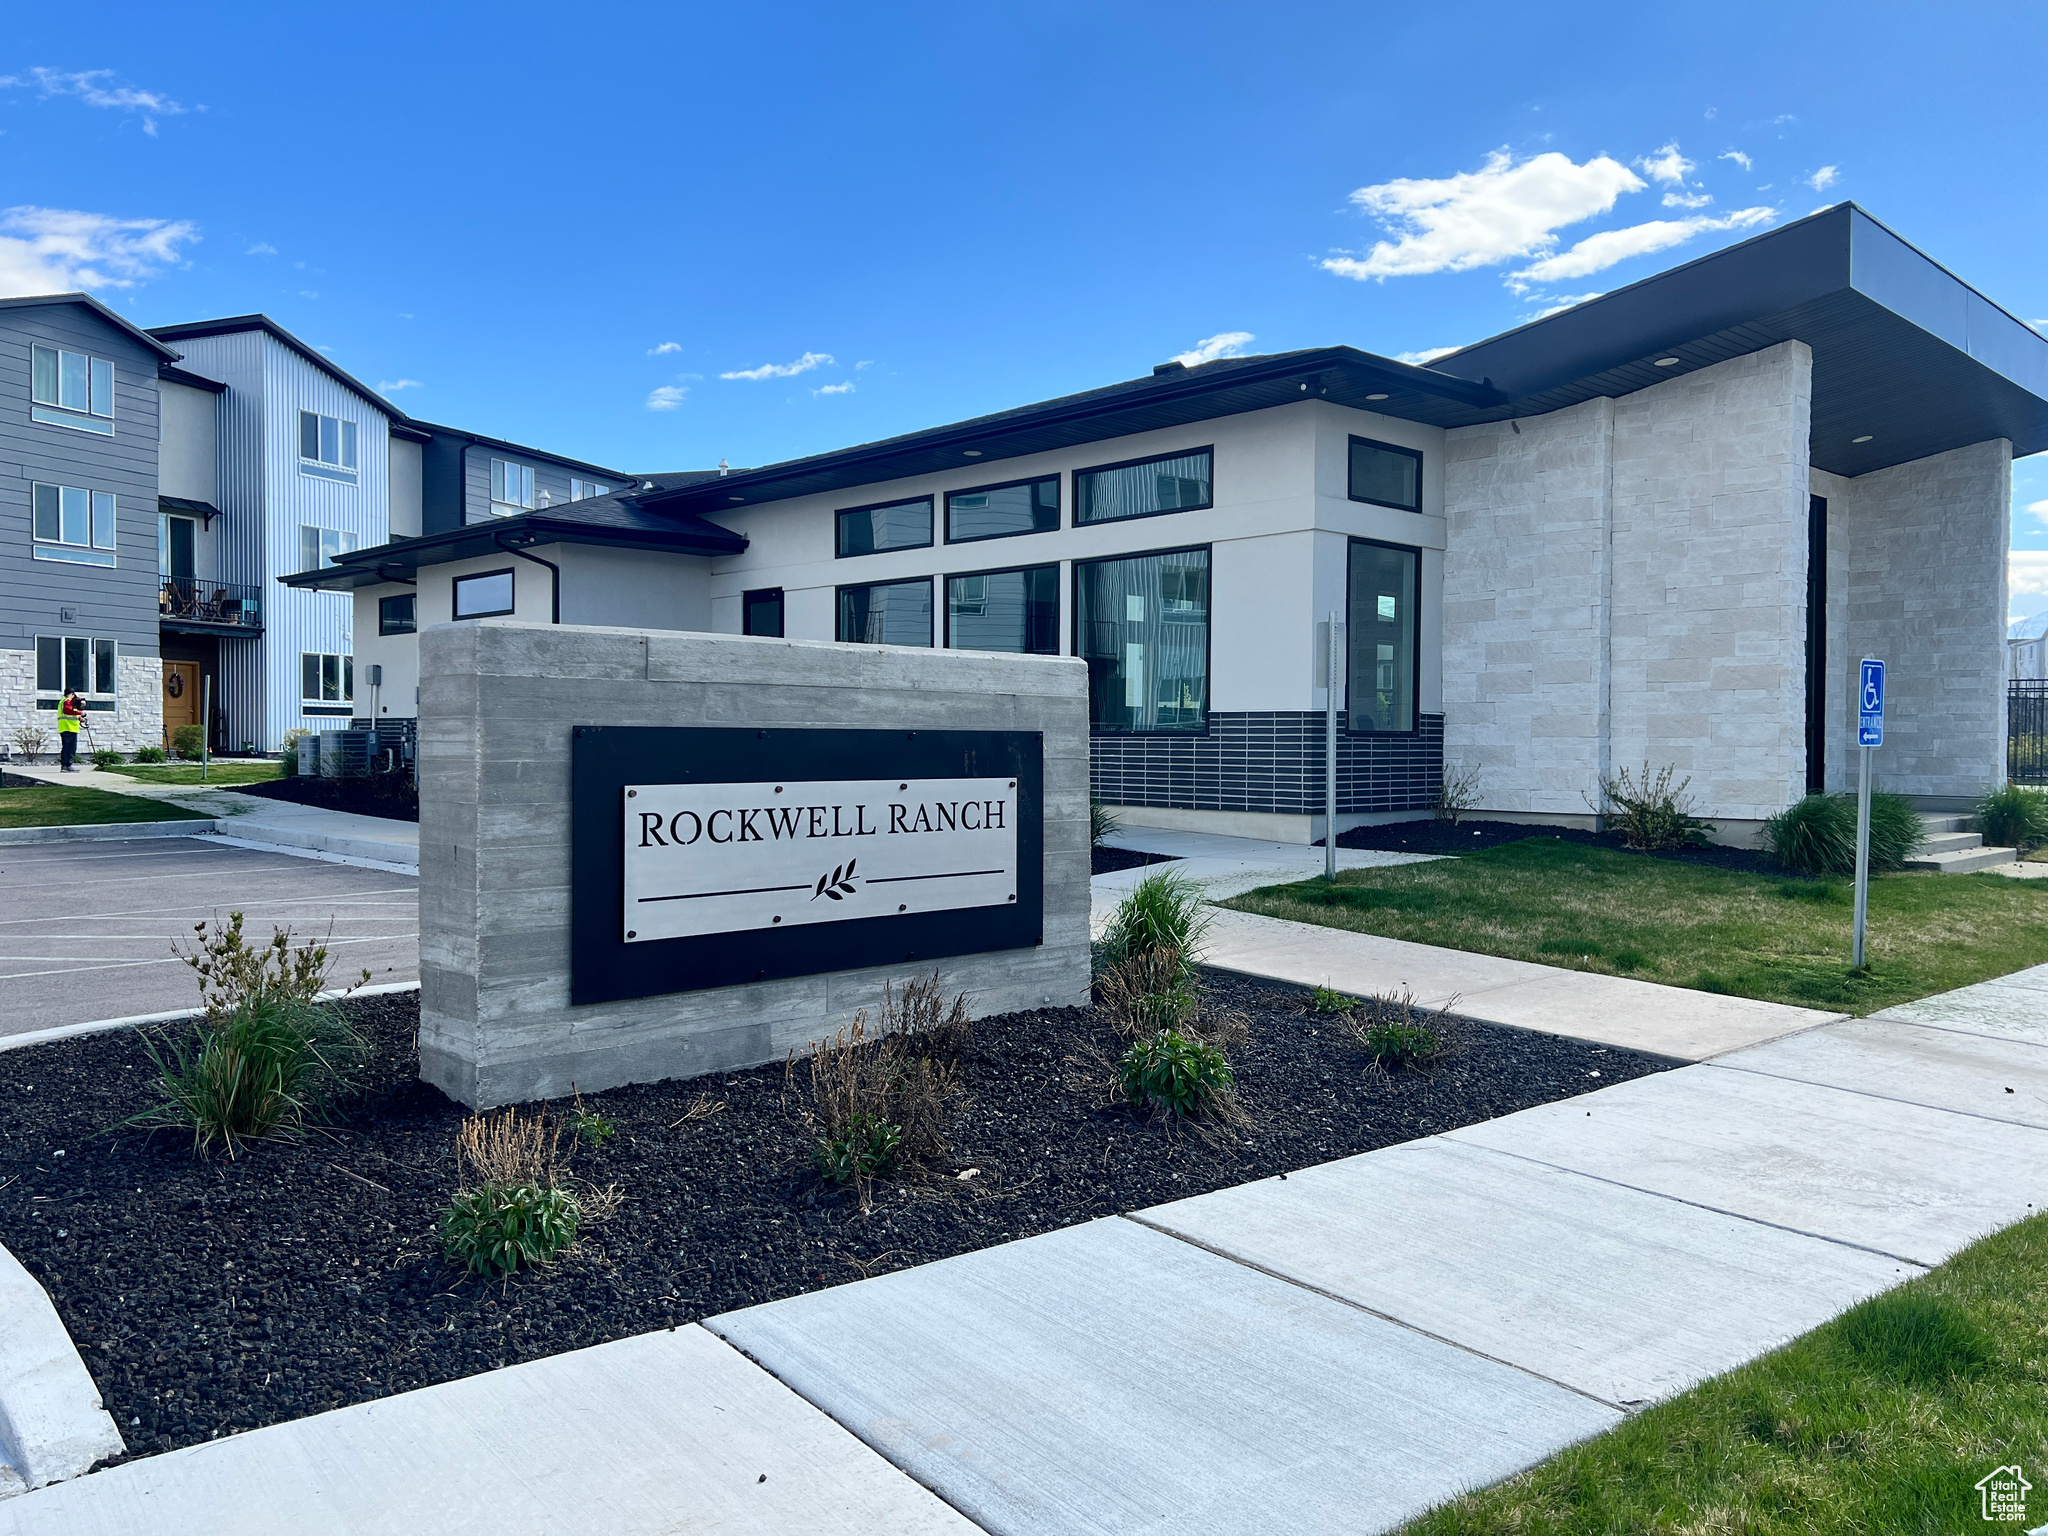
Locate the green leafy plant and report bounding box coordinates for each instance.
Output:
[1117,1028,1235,1117]
[1090,799,1122,849]
[813,1111,903,1184]
[566,1088,615,1147]
[172,723,205,760]
[1763,790,1924,875]
[1342,988,1453,1068]
[280,728,307,776]
[1975,783,2048,851]
[1434,762,1483,826]
[1592,762,1714,850]
[439,1182,580,1279]
[1310,983,1360,1015]
[1095,868,1210,986]
[91,747,124,770]
[128,995,363,1155]
[134,745,168,764]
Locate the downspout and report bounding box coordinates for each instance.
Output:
[495,532,561,624]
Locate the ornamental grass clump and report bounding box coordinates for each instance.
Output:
[1094,869,1210,988]
[1762,790,1925,876]
[1975,783,2048,851]
[437,1106,594,1279]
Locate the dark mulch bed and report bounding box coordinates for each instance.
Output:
[0,980,1674,1459]
[229,775,419,823]
[1334,817,1786,876]
[1091,845,1182,875]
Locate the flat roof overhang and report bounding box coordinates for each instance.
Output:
[279,512,747,592]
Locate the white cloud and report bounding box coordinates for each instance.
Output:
[1807,165,1839,191]
[377,378,421,394]
[0,204,198,296]
[1508,207,1773,290]
[1636,143,1694,185]
[721,350,832,381]
[1661,191,1713,209]
[245,241,277,256]
[646,385,688,410]
[0,67,184,133]
[855,359,875,370]
[2027,499,2048,526]
[813,381,855,396]
[1170,331,1255,366]
[648,341,682,355]
[1719,149,1753,172]
[2012,550,2048,596]
[1395,346,1460,365]
[298,290,318,299]
[1322,149,1644,280]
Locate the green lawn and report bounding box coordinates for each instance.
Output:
[0,785,210,828]
[1223,838,2048,1014]
[1402,1215,2048,1535]
[106,761,282,786]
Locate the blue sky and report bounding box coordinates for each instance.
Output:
[7,2,2048,614]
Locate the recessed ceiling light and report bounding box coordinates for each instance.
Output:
[728,495,744,502]
[1365,393,1389,401]
[1852,435,1873,444]
[1653,357,1681,367]
[962,449,982,457]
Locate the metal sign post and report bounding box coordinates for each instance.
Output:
[1852,657,1885,969]
[1323,612,1342,881]
[201,675,212,784]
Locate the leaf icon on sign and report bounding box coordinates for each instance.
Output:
[812,858,859,902]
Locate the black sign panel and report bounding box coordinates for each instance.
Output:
[571,727,1044,1005]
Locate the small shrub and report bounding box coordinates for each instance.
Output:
[1975,783,2048,851]
[813,1112,903,1184]
[439,1182,580,1279]
[176,911,366,1025]
[566,1089,615,1147]
[1835,1290,1994,1387]
[1341,989,1453,1068]
[12,723,48,762]
[128,995,363,1155]
[91,747,124,771]
[1434,762,1483,826]
[172,723,205,760]
[1309,983,1359,1015]
[1591,762,1714,850]
[134,745,167,764]
[1116,1028,1235,1118]
[1090,799,1122,849]
[1095,868,1210,985]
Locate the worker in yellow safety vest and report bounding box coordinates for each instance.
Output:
[57,690,84,772]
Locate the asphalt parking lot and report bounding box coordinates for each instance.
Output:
[0,837,418,1039]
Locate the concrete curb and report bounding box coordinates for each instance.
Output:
[0,1241,124,1495]
[0,820,219,847]
[0,982,423,1056]
[196,832,418,875]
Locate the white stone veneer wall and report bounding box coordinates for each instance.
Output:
[0,651,165,756]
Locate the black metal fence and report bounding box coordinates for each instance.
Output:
[2012,680,2048,784]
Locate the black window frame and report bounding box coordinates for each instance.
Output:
[835,576,935,647]
[943,561,1061,656]
[451,567,517,621]
[943,473,1061,546]
[1072,542,1214,737]
[378,592,417,636]
[834,494,934,559]
[1346,435,1424,513]
[742,587,785,637]
[1344,535,1423,736]
[1073,445,1214,528]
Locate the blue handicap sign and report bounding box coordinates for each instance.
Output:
[1858,658,1885,747]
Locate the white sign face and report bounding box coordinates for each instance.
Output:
[622,777,1019,943]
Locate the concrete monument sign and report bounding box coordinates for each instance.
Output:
[418,621,1090,1108]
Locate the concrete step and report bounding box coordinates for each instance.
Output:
[1918,813,1971,835]
[1920,831,1984,854]
[1904,845,2019,874]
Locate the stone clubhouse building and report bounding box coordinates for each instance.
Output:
[289,204,2048,845]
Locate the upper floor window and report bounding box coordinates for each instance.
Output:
[453,569,517,619]
[946,475,1059,544]
[299,524,358,573]
[570,477,610,501]
[299,411,359,483]
[32,483,117,568]
[31,345,115,435]
[1348,436,1422,512]
[379,593,417,635]
[1075,448,1212,526]
[36,635,117,698]
[836,496,932,558]
[491,459,535,515]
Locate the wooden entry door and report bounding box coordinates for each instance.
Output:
[162,662,202,747]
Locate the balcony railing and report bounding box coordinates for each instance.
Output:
[161,577,262,630]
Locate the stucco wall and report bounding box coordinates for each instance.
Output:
[157,380,218,505]
[417,621,1092,1107]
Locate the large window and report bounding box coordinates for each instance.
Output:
[836,496,932,558]
[32,483,117,567]
[491,459,535,514]
[298,411,359,483]
[743,588,785,637]
[947,565,1059,654]
[299,524,358,572]
[300,652,354,703]
[35,635,117,697]
[1348,436,1422,512]
[1075,547,1210,733]
[31,344,115,435]
[379,593,416,635]
[1075,447,1212,526]
[946,476,1059,544]
[837,578,933,646]
[1347,539,1419,733]
[452,569,516,619]
[570,477,610,501]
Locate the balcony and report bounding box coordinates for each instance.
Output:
[161,577,263,635]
